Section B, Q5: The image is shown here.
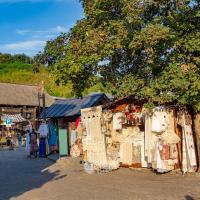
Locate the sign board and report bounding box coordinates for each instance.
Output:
[6,118,12,125]
[5,118,13,127]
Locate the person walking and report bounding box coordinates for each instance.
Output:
[6,129,12,149]
[13,132,17,150]
[30,129,38,158]
[25,129,31,157]
[0,130,3,149]
[17,130,22,150]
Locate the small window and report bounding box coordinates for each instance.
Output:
[26,113,32,119]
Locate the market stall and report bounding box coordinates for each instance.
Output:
[0,114,27,147]
[78,97,198,174]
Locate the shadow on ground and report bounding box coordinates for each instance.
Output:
[185,195,195,200]
[0,149,64,200]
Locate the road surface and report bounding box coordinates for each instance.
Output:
[0,149,200,200]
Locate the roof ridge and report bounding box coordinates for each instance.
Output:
[0,82,37,87]
[55,93,105,103]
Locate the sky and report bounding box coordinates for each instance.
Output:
[0,0,84,56]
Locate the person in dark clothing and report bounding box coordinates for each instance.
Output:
[29,129,38,158]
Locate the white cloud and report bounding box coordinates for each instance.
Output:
[16,29,31,35]
[16,26,69,36]
[0,25,70,56]
[5,25,70,56]
[51,25,68,32]
[32,34,57,39]
[0,40,46,56]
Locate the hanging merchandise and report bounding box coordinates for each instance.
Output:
[39,137,46,157]
[176,110,197,173]
[181,112,197,173]
[70,144,81,158]
[124,104,143,125]
[38,122,48,157]
[161,109,180,145]
[119,127,146,167]
[113,112,125,130]
[38,123,49,137]
[76,122,86,139]
[71,130,76,146]
[132,145,141,164]
[144,113,154,164]
[81,106,121,171]
[79,99,198,175]
[144,108,181,172]
[152,139,168,173]
[160,143,170,160]
[101,110,113,136]
[170,144,178,159]
[49,128,58,151]
[152,107,168,133]
[48,121,58,153]
[103,110,113,122]
[120,141,133,165]
[132,132,147,167]
[81,106,109,170]
[161,131,180,145]
[76,118,81,129]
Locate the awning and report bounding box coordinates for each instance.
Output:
[2,114,27,123]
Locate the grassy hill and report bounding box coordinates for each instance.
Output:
[0,62,73,97]
[0,62,102,97]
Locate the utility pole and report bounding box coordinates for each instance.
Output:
[37,81,46,124]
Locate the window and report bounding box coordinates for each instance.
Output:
[26,113,32,119]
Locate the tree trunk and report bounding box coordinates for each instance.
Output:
[194,113,200,172]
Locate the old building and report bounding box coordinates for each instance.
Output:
[0,83,54,129]
[45,93,111,156]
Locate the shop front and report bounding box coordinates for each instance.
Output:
[0,113,28,147]
[45,93,111,158]
[78,96,199,174]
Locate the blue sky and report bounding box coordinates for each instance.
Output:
[0,0,84,56]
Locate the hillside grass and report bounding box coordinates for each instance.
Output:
[0,62,103,98]
[0,62,73,97]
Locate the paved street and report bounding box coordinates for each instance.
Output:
[0,149,200,200]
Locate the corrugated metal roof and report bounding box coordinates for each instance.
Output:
[45,93,110,118]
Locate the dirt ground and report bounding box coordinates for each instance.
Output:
[0,149,200,200]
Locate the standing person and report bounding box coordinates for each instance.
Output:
[17,130,22,150]
[6,128,12,149]
[0,130,3,149]
[25,129,31,157]
[30,129,38,158]
[38,122,48,157]
[13,131,17,150]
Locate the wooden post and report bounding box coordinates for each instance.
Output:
[37,81,46,123]
[42,93,46,122]
[37,92,41,129]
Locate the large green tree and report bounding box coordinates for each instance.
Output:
[34,33,69,67]
[53,0,200,110]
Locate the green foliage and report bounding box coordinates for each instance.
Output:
[45,0,200,110]
[0,62,32,73]
[34,33,69,66]
[0,53,32,64]
[0,62,72,98]
[0,61,102,98]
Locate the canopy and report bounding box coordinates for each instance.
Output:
[2,114,27,123]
